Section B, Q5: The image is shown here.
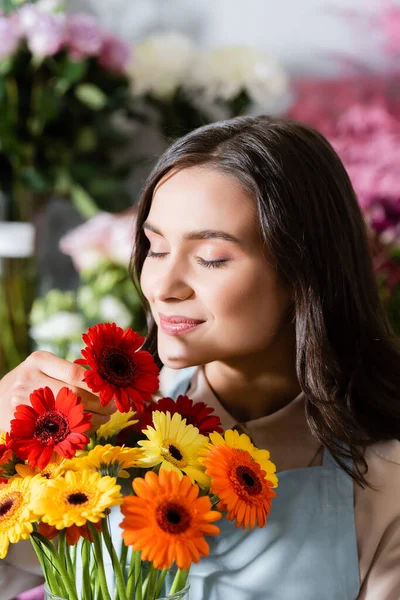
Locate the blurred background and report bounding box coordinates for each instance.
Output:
[1,0,400,377]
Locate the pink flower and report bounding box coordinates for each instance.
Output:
[99,35,130,73]
[25,12,66,57]
[378,3,400,55]
[0,16,20,59]
[59,209,137,272]
[66,13,103,59]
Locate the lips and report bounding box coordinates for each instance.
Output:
[158,313,205,336]
[158,314,204,325]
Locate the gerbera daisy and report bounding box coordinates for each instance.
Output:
[134,395,223,435]
[120,469,221,570]
[68,444,142,478]
[10,387,92,470]
[0,476,40,558]
[0,434,22,483]
[31,470,122,529]
[96,409,138,442]
[138,411,210,488]
[75,323,159,413]
[202,430,278,530]
[207,429,278,488]
[38,520,102,546]
[14,454,69,480]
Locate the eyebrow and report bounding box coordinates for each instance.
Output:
[143,221,242,246]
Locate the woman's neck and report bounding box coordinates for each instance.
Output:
[203,341,301,423]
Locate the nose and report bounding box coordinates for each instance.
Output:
[153,257,194,303]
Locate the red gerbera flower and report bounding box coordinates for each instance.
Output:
[75,323,159,413]
[38,520,102,546]
[10,387,92,470]
[141,395,222,434]
[0,434,22,483]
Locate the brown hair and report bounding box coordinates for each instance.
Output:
[131,115,400,487]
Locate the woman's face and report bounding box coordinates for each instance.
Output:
[140,166,293,369]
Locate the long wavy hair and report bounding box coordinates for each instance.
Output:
[131,115,400,487]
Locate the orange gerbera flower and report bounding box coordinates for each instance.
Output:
[10,387,92,470]
[75,323,159,412]
[203,441,277,530]
[120,470,221,570]
[38,520,102,546]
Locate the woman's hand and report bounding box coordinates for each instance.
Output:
[0,350,116,433]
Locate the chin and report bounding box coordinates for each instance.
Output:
[159,352,197,370]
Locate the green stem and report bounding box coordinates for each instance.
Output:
[81,539,93,600]
[101,520,128,600]
[126,550,141,600]
[59,531,76,593]
[30,535,57,592]
[168,569,190,596]
[154,570,168,598]
[145,565,157,600]
[88,523,112,600]
[31,532,79,600]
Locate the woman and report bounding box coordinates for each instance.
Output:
[2,116,400,599]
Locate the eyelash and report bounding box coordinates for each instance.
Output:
[146,250,228,269]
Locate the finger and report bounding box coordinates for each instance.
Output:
[26,351,93,394]
[89,412,113,434]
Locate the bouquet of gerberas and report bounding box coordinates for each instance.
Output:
[0,323,278,600]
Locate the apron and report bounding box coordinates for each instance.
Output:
[167,367,361,600]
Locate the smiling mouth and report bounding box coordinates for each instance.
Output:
[158,314,205,336]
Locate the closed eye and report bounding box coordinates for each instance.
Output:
[196,257,229,269]
[147,250,168,258]
[147,250,228,269]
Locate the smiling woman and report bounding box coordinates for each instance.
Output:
[129,115,400,599]
[2,115,400,599]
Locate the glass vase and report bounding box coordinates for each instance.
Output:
[44,581,190,600]
[0,222,37,378]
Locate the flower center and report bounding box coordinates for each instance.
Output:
[235,465,262,495]
[99,347,136,387]
[67,492,89,506]
[34,411,70,444]
[0,492,21,520]
[162,441,186,468]
[168,444,183,461]
[156,501,191,534]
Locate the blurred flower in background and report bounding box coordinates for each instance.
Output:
[129,32,196,100]
[59,209,136,271]
[288,0,400,335]
[190,45,289,114]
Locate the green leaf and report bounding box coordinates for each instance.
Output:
[19,166,49,192]
[55,59,88,95]
[75,84,107,110]
[71,183,100,219]
[0,57,13,76]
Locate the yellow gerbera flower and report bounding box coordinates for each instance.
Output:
[96,409,138,441]
[207,429,278,488]
[30,470,122,528]
[0,476,41,558]
[0,433,6,445]
[14,454,69,480]
[138,411,210,488]
[68,444,142,478]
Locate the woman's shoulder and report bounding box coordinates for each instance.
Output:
[356,440,400,595]
[356,440,400,519]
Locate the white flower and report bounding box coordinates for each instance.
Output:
[30,311,84,342]
[98,296,132,329]
[128,32,196,99]
[190,45,288,110]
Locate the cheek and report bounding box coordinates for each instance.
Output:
[207,267,291,342]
